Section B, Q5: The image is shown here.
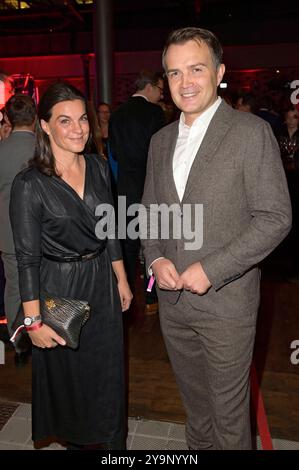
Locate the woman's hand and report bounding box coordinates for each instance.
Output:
[28,323,66,349]
[117,279,133,312]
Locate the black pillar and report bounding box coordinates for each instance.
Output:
[93,0,113,106]
[81,54,91,100]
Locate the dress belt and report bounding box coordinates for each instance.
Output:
[43,246,106,263]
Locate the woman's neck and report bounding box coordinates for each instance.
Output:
[100,123,108,138]
[54,152,81,173]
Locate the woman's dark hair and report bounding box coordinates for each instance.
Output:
[86,100,104,156]
[30,82,89,176]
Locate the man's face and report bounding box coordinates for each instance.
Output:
[164,40,225,125]
[149,79,164,104]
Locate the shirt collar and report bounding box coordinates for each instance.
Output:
[132,93,149,102]
[12,130,35,135]
[179,96,222,132]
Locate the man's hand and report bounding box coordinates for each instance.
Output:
[151,258,180,290]
[176,262,211,295]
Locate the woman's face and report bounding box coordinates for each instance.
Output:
[285,110,298,130]
[41,99,90,156]
[97,104,110,125]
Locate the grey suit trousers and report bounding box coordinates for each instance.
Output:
[159,292,257,450]
[1,252,20,337]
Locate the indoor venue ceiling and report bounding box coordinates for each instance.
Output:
[0,0,298,49]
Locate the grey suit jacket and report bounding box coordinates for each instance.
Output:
[141,101,292,317]
[0,131,35,253]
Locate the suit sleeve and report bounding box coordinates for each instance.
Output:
[200,121,292,290]
[140,139,165,272]
[9,173,42,302]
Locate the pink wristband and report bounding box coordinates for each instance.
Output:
[147,275,155,292]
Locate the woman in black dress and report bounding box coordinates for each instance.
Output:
[9,82,132,449]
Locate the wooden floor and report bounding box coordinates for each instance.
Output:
[1,249,299,441]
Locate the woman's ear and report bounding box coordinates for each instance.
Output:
[40,119,50,136]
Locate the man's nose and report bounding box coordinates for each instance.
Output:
[181,71,193,87]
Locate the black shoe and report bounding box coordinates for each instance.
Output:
[14,348,32,368]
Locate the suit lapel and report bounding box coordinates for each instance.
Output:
[161,121,181,204]
[183,101,233,201]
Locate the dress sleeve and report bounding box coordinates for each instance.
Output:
[9,171,42,302]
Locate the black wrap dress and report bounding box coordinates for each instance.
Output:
[10,154,124,445]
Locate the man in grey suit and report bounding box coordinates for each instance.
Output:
[0,94,36,359]
[141,28,292,449]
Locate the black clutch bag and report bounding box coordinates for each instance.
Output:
[11,293,90,349]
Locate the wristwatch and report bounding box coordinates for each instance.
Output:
[24,315,42,327]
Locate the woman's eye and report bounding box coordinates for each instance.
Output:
[60,119,69,125]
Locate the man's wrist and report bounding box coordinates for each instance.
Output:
[148,257,165,276]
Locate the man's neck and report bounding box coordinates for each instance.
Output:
[12,125,35,133]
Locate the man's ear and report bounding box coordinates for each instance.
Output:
[217,63,226,87]
[40,119,50,136]
[144,83,153,95]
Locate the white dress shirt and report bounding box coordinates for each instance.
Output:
[148,97,222,276]
[173,97,222,201]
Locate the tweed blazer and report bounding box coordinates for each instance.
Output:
[141,100,292,317]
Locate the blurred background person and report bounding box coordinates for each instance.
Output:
[276,107,299,168]
[109,70,165,316]
[235,92,258,114]
[256,96,281,133]
[158,100,176,124]
[86,100,105,158]
[0,94,36,366]
[277,107,299,281]
[0,108,12,141]
[97,101,111,158]
[88,101,117,200]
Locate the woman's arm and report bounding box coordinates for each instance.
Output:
[112,260,133,312]
[10,172,65,348]
[22,300,66,348]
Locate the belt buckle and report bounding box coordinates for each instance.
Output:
[81,253,90,262]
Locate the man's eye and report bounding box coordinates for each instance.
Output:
[193,67,203,73]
